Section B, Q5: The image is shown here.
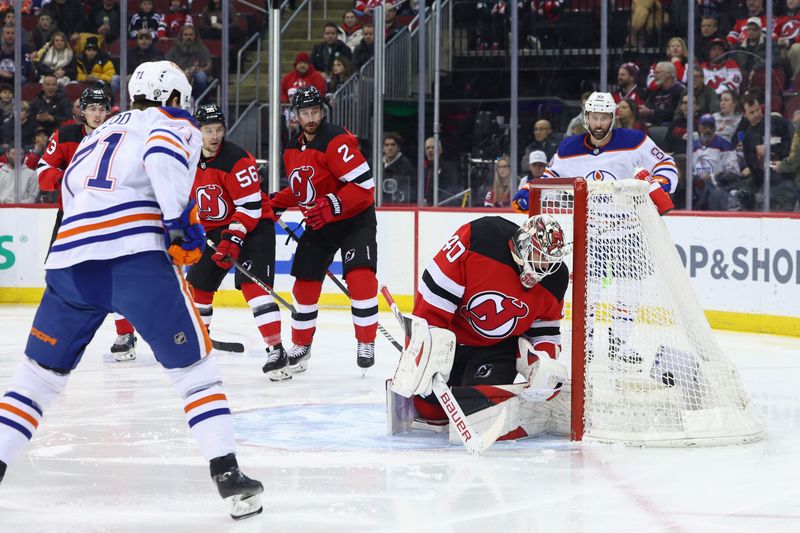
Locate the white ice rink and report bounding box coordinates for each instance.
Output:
[0,304,799,533]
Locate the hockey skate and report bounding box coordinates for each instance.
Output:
[211,454,263,521]
[608,328,643,365]
[287,344,311,374]
[356,341,375,375]
[111,333,137,362]
[262,344,291,382]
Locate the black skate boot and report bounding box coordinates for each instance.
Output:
[287,344,311,374]
[356,342,375,370]
[111,333,137,362]
[0,459,6,483]
[211,453,263,521]
[262,344,291,382]
[608,328,643,364]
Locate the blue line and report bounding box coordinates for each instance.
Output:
[143,147,189,169]
[0,415,33,440]
[51,226,164,253]
[188,408,231,428]
[61,200,161,226]
[4,392,43,416]
[150,128,184,144]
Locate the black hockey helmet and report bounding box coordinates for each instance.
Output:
[79,87,111,110]
[194,102,226,128]
[291,86,324,111]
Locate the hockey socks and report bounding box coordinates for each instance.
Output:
[345,268,378,343]
[241,282,281,347]
[190,287,215,331]
[113,314,135,335]
[0,357,68,466]
[291,279,322,346]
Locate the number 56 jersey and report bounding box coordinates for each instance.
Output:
[413,216,569,350]
[46,107,202,270]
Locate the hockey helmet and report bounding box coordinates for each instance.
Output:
[291,86,324,111]
[194,103,226,128]
[79,87,111,110]
[582,92,616,131]
[510,215,570,288]
[129,60,193,110]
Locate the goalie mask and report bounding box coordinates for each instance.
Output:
[582,91,616,143]
[510,215,570,289]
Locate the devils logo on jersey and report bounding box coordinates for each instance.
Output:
[196,184,229,221]
[459,291,529,339]
[289,165,317,207]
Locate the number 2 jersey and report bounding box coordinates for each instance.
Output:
[271,121,374,219]
[413,216,568,357]
[45,107,202,269]
[192,139,274,232]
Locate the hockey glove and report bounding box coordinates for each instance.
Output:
[268,191,286,221]
[211,223,246,269]
[304,193,342,230]
[163,200,205,266]
[634,166,675,215]
[511,188,530,213]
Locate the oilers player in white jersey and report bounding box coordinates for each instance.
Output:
[531,92,678,364]
[0,62,263,521]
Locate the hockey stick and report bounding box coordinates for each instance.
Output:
[211,339,245,353]
[276,218,403,351]
[206,239,297,314]
[380,284,507,456]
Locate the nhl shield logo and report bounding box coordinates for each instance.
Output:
[459,291,529,339]
[174,332,187,345]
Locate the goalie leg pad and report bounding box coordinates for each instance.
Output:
[390,316,455,398]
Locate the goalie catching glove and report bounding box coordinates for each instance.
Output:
[390,315,456,398]
[634,166,674,215]
[516,337,568,402]
[212,223,246,269]
[163,199,205,266]
[305,193,342,230]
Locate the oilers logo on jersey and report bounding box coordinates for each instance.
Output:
[587,169,617,181]
[459,291,530,339]
[288,166,317,207]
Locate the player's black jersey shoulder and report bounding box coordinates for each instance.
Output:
[202,140,251,172]
[57,124,86,143]
[467,216,519,268]
[539,262,569,302]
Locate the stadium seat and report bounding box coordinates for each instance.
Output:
[784,94,800,120]
[21,82,40,101]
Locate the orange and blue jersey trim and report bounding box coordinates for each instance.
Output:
[158,107,199,128]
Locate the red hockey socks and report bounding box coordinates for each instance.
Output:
[291,279,322,346]
[240,282,281,346]
[345,268,378,343]
[113,314,134,335]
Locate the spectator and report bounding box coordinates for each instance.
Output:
[646,37,688,91]
[697,16,723,61]
[311,22,352,78]
[475,2,505,50]
[423,136,461,205]
[564,92,592,136]
[664,93,691,154]
[29,9,56,50]
[629,0,669,50]
[127,28,163,74]
[163,0,193,39]
[617,98,649,134]
[29,74,71,134]
[519,149,547,187]
[0,26,37,84]
[683,65,720,117]
[47,0,84,40]
[338,10,363,51]
[166,25,212,99]
[280,52,327,104]
[693,114,740,185]
[198,0,242,46]
[727,0,766,46]
[736,17,767,79]
[76,37,120,93]
[0,147,39,204]
[1,8,12,27]
[772,109,800,189]
[483,155,512,207]
[352,22,374,70]
[384,1,403,41]
[33,31,76,87]
[519,0,561,50]
[714,89,744,142]
[61,97,82,126]
[383,132,416,200]
[1,102,39,146]
[24,126,50,170]
[641,61,685,125]
[86,0,121,45]
[741,93,798,211]
[522,118,558,167]
[327,56,353,95]
[0,82,11,123]
[672,153,754,211]
[128,0,165,40]
[702,39,743,95]
[777,0,800,80]
[612,62,646,106]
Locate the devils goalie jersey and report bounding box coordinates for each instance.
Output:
[413,216,568,357]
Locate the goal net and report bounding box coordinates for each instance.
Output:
[528,178,763,446]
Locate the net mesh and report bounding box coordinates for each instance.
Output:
[538,180,763,446]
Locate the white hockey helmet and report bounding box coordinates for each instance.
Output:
[510,215,571,289]
[128,61,193,110]
[582,91,617,132]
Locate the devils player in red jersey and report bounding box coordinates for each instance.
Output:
[186,103,287,379]
[270,86,378,374]
[391,215,571,433]
[36,87,139,362]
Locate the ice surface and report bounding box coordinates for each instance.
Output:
[1,305,799,533]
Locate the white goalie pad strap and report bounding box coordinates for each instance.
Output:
[517,337,568,402]
[390,316,456,398]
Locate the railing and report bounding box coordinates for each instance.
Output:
[281,0,312,39]
[195,79,220,107]
[407,0,452,97]
[234,32,262,121]
[228,100,261,158]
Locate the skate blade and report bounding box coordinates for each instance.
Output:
[265,368,292,382]
[226,492,263,521]
[112,352,136,363]
[288,361,308,374]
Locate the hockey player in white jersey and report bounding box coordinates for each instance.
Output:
[0,61,263,520]
[543,92,679,364]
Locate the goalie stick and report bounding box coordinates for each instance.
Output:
[380,284,507,455]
